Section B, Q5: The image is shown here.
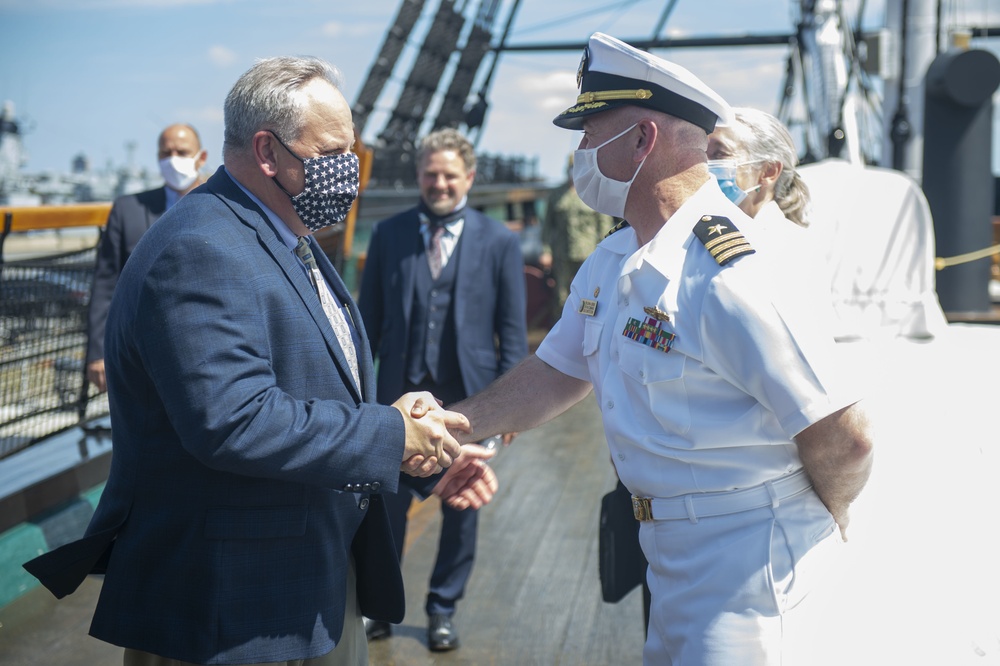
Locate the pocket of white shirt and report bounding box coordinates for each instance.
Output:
[583,318,604,356]
[619,342,685,384]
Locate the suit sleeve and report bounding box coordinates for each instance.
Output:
[494,229,529,373]
[86,200,127,364]
[130,230,405,492]
[357,222,384,358]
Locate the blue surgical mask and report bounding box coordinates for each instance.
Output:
[707,159,760,206]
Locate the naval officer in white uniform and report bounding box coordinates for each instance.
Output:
[438,32,875,665]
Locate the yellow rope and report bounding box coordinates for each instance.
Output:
[935,244,1000,271]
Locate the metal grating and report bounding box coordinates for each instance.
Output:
[1,246,108,460]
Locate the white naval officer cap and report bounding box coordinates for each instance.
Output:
[553,32,733,133]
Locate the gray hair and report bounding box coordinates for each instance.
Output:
[417,128,476,173]
[731,107,810,226]
[223,56,344,157]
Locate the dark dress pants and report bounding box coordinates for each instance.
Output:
[385,485,479,617]
[387,377,479,618]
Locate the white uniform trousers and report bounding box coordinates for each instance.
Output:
[640,485,843,665]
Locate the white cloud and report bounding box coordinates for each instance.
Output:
[511,70,578,112]
[322,21,345,37]
[208,46,239,68]
[322,20,387,38]
[184,105,224,124]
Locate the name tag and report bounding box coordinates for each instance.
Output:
[579,299,598,316]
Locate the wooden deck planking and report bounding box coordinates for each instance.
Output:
[370,397,645,665]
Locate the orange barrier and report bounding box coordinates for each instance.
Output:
[1,203,113,232]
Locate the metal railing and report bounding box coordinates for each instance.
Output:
[1,207,111,461]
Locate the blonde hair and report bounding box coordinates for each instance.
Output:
[731,107,810,226]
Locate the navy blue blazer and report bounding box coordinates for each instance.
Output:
[358,206,528,406]
[86,186,166,364]
[25,167,406,664]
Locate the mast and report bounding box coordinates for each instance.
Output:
[351,0,428,136]
[881,0,938,181]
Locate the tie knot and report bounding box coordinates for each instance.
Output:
[295,237,315,266]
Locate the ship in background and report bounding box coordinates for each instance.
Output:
[0,100,159,208]
[4,3,1000,660]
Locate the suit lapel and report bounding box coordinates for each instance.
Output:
[453,211,485,328]
[400,210,422,333]
[206,169,364,403]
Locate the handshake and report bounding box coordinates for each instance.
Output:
[392,391,498,510]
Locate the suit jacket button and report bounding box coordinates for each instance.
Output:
[371,482,381,492]
[359,498,369,510]
[362,483,372,492]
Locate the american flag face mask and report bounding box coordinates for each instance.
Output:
[270,131,360,232]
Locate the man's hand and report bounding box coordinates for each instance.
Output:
[433,444,499,510]
[86,359,107,393]
[393,391,471,477]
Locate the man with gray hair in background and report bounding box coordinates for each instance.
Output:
[23,56,496,666]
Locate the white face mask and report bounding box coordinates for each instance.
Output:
[572,123,646,219]
[158,153,202,191]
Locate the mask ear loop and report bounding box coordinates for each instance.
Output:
[592,122,639,151]
[267,131,302,201]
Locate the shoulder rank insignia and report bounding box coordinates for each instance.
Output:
[605,219,630,238]
[692,215,755,266]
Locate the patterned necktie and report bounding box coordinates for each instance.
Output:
[294,237,361,390]
[427,223,446,279]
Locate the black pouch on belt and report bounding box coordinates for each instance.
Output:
[598,480,648,603]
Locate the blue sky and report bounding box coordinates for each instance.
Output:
[0,0,996,184]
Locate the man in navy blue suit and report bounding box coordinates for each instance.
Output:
[23,56,496,666]
[358,128,528,651]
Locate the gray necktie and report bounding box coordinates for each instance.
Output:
[427,223,445,279]
[294,237,361,390]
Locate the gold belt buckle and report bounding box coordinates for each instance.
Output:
[632,496,653,521]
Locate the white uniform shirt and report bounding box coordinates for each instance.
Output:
[536,181,861,499]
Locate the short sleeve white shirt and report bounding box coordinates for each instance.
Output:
[536,181,862,498]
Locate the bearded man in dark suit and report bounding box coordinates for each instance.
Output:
[358,128,528,651]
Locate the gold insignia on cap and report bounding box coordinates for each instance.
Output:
[560,101,609,116]
[643,306,670,322]
[692,215,755,266]
[576,89,653,104]
[577,47,589,88]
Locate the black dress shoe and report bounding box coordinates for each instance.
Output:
[364,617,392,641]
[427,613,459,651]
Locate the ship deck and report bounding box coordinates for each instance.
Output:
[2,324,1000,665]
